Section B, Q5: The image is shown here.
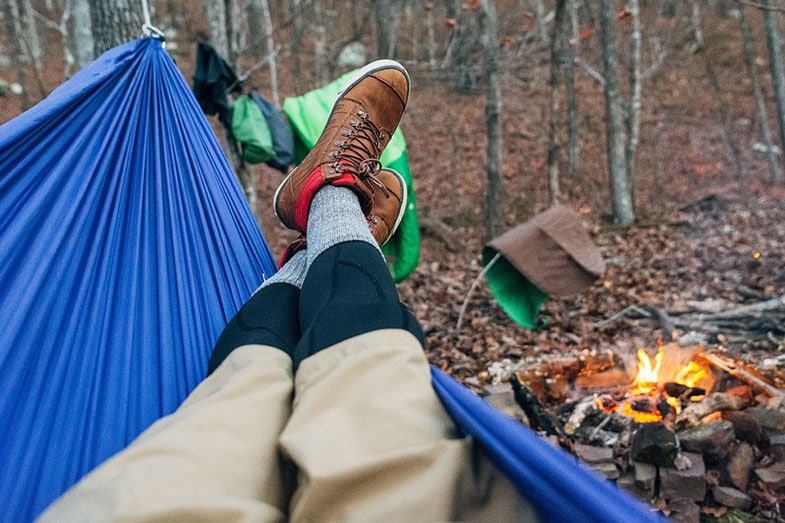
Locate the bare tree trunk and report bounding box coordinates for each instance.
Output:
[374,0,397,58]
[405,2,417,62]
[247,0,264,51]
[58,6,76,77]
[739,5,781,181]
[547,0,567,203]
[313,1,328,85]
[35,4,77,78]
[426,3,437,67]
[690,0,705,51]
[70,0,94,68]
[258,0,279,106]
[479,0,503,240]
[204,0,258,218]
[705,50,746,178]
[228,0,245,65]
[718,0,730,17]
[569,0,581,52]
[446,0,476,91]
[599,0,634,225]
[90,0,144,55]
[566,1,580,177]
[20,0,43,71]
[3,0,31,110]
[625,0,641,211]
[205,0,229,58]
[290,0,304,87]
[660,0,677,18]
[762,0,785,177]
[535,0,548,41]
[565,39,579,178]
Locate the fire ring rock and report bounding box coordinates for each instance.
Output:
[631,422,679,467]
[677,419,736,462]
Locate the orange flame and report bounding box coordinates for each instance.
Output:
[612,344,712,423]
[630,346,663,395]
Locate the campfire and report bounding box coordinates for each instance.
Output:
[597,341,715,424]
[482,341,785,521]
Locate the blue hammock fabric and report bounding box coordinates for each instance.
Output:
[431,368,665,522]
[0,38,276,521]
[1,37,662,522]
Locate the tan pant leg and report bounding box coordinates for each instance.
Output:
[279,329,537,522]
[39,346,294,523]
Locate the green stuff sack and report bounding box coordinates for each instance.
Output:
[482,205,606,328]
[230,95,275,164]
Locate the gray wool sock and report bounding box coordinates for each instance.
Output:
[307,185,379,266]
[251,249,308,295]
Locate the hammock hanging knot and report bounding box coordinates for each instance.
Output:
[142,23,166,46]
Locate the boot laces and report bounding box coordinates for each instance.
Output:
[328,110,391,198]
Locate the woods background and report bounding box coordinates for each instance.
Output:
[1,1,785,383]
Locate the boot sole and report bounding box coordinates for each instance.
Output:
[273,60,411,222]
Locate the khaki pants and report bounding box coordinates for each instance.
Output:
[39,329,536,522]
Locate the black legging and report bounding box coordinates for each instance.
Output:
[208,241,423,374]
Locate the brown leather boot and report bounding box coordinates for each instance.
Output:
[273,60,410,234]
[368,168,407,247]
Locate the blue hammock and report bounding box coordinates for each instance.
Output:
[0,38,662,522]
[0,38,276,521]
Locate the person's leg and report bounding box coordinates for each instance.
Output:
[281,190,530,520]
[291,185,422,368]
[208,248,307,374]
[40,254,309,522]
[39,347,295,522]
[271,59,532,520]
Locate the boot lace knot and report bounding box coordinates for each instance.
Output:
[328,110,391,198]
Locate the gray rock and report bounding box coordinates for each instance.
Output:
[573,443,614,464]
[633,461,657,499]
[722,410,762,445]
[711,485,752,510]
[755,462,785,489]
[483,391,529,426]
[677,420,735,460]
[724,442,755,491]
[591,461,620,479]
[745,407,785,434]
[660,452,707,502]
[336,41,367,69]
[666,499,701,523]
[631,422,679,467]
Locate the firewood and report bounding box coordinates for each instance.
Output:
[510,372,565,438]
[514,351,615,383]
[696,352,785,399]
[674,392,746,430]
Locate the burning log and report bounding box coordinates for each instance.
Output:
[696,352,785,400]
[513,351,616,384]
[564,397,598,436]
[673,392,746,430]
[510,372,566,439]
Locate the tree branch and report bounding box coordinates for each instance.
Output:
[574,56,605,86]
[733,0,785,13]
